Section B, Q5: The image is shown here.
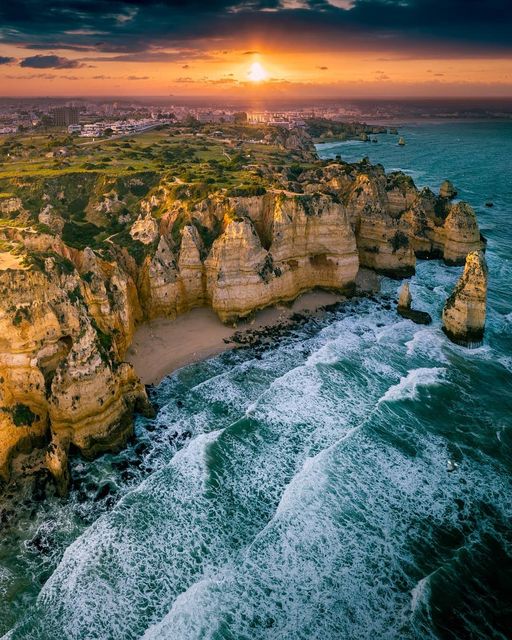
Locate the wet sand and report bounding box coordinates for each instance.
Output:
[126,291,344,385]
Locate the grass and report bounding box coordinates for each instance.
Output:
[0,123,313,259]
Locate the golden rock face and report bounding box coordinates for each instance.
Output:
[0,260,151,485]
[442,251,488,347]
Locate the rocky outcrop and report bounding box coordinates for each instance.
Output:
[266,127,317,161]
[442,202,482,265]
[0,260,152,485]
[206,193,358,322]
[442,251,488,346]
[130,213,159,245]
[439,180,457,200]
[398,282,412,310]
[396,282,432,325]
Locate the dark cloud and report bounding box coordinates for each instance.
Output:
[1,0,511,60]
[20,54,85,68]
[317,65,328,70]
[5,72,81,79]
[0,56,16,65]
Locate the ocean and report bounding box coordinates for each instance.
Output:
[1,121,511,639]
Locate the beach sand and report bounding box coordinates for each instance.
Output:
[126,290,345,385]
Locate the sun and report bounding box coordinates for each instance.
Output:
[247,61,268,83]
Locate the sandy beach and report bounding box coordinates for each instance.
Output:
[126,291,344,385]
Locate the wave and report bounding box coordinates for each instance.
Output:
[378,367,447,403]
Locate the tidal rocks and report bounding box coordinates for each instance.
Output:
[397,282,432,325]
[442,250,488,346]
[439,180,458,200]
[45,438,70,497]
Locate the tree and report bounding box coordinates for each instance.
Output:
[183,114,201,130]
[234,111,248,124]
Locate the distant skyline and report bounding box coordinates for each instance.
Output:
[1,0,511,98]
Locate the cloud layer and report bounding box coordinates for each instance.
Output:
[1,0,511,61]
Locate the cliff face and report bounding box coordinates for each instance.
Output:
[0,154,484,488]
[0,259,151,486]
[206,193,358,322]
[334,165,483,275]
[442,251,488,346]
[137,191,359,323]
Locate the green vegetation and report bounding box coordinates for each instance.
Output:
[23,251,76,274]
[62,221,102,249]
[0,123,325,264]
[390,231,409,253]
[113,229,155,265]
[1,403,39,427]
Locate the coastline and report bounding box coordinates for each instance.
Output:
[126,290,346,385]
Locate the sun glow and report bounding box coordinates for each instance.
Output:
[247,61,268,82]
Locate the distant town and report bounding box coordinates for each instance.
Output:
[1,97,511,139]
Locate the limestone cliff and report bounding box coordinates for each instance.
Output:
[0,152,484,489]
[0,259,151,486]
[442,251,488,346]
[206,193,359,322]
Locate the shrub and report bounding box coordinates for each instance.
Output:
[226,185,266,197]
[11,403,38,427]
[390,231,409,253]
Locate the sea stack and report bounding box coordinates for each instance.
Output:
[442,251,488,346]
[397,282,432,325]
[398,282,412,310]
[439,179,458,200]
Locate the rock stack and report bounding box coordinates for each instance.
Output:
[442,251,488,346]
[397,282,432,325]
[439,180,458,200]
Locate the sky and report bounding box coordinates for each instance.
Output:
[0,0,511,98]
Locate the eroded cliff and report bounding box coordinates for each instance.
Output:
[0,138,484,488]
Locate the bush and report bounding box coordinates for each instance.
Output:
[390,231,409,253]
[11,403,38,427]
[226,185,266,197]
[62,221,101,249]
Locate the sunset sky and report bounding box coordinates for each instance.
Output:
[0,0,511,98]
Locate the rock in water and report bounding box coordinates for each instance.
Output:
[442,251,488,347]
[440,179,458,200]
[397,281,432,325]
[45,438,70,496]
[398,282,412,309]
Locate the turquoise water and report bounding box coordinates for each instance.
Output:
[1,122,511,639]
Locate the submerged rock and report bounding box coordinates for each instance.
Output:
[397,282,432,325]
[442,250,488,347]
